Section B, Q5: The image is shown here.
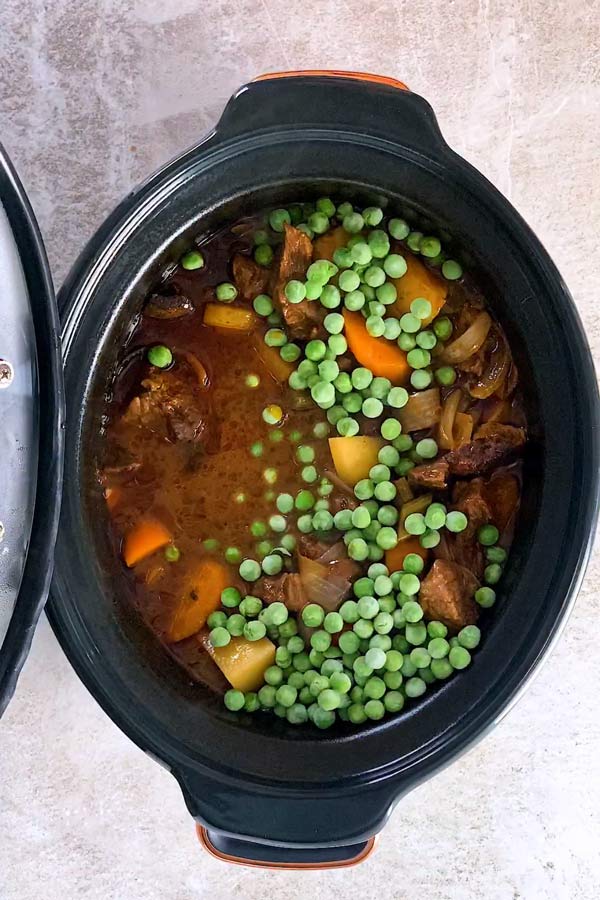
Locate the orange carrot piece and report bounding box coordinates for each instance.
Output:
[343,309,410,384]
[122,519,172,567]
[390,252,447,325]
[312,226,349,261]
[385,535,429,572]
[166,559,230,643]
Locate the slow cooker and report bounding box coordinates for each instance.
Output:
[1,71,598,869]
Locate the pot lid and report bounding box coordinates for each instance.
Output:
[0,145,64,717]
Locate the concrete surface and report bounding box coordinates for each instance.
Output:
[1,1,599,898]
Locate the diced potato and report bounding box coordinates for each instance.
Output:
[328,436,384,485]
[253,333,295,383]
[208,636,276,692]
[390,252,447,325]
[203,303,256,332]
[166,559,230,643]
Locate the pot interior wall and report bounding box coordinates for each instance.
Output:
[53,140,593,787]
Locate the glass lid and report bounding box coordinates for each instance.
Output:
[0,145,64,716]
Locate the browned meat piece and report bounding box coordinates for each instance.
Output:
[449,478,491,577]
[445,424,526,477]
[258,573,306,612]
[419,559,480,632]
[232,253,271,301]
[409,458,450,491]
[297,534,336,561]
[483,471,520,533]
[329,493,358,515]
[122,367,213,445]
[165,631,229,693]
[144,291,194,319]
[272,223,324,339]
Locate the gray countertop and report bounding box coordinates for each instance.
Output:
[1,2,599,898]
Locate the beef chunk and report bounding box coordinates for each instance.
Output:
[448,478,491,577]
[329,492,358,515]
[409,458,450,491]
[483,471,520,533]
[272,223,324,339]
[419,559,480,632]
[166,631,229,693]
[122,368,212,445]
[258,573,306,612]
[144,291,194,319]
[232,253,270,301]
[445,424,526,477]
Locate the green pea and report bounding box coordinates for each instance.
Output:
[348,538,369,561]
[224,547,242,564]
[416,330,437,351]
[255,243,274,266]
[383,254,407,278]
[311,630,332,653]
[361,397,382,418]
[264,327,287,347]
[374,482,396,503]
[407,348,431,370]
[449,646,471,670]
[337,416,359,436]
[302,603,325,628]
[344,289,366,311]
[445,511,468,533]
[410,369,433,390]
[364,265,386,288]
[239,558,261,581]
[216,282,237,302]
[382,317,401,342]
[486,545,508,564]
[226,614,246,636]
[368,229,391,258]
[478,524,500,546]
[388,218,410,240]
[433,317,453,341]
[399,313,421,334]
[224,689,245,711]
[406,231,423,252]
[442,259,463,280]
[210,626,231,648]
[406,622,427,647]
[207,610,227,629]
[181,249,205,270]
[435,366,457,386]
[475,586,496,608]
[416,438,438,459]
[387,387,409,409]
[308,211,329,234]
[485,563,502,585]
[343,212,364,233]
[147,345,172,368]
[269,208,291,232]
[404,676,426,699]
[365,315,385,337]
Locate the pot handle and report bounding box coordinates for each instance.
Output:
[176,768,396,867]
[197,827,376,870]
[214,70,447,154]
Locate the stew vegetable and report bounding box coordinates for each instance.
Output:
[97,198,527,729]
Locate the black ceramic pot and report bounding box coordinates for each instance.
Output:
[43,72,598,867]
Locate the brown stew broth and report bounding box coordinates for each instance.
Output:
[98,207,526,693]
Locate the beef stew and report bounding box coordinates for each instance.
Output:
[96,199,527,729]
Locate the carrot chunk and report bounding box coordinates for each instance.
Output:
[343,309,410,384]
[123,519,172,567]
